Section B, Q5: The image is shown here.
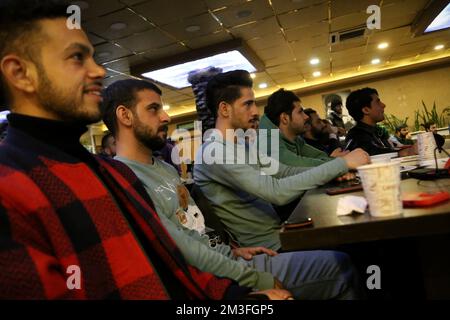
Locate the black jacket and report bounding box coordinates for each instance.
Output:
[345,122,395,155]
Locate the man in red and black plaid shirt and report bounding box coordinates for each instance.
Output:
[0,0,293,300]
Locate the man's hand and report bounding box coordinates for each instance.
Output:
[335,172,357,182]
[337,127,346,136]
[342,148,370,169]
[250,289,294,300]
[330,147,350,158]
[232,247,278,260]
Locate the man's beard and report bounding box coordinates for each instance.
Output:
[133,117,166,151]
[35,63,102,124]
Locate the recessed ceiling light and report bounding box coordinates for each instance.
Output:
[258,83,268,89]
[163,105,170,111]
[141,50,257,89]
[97,51,111,58]
[185,25,201,32]
[434,44,445,50]
[378,42,389,49]
[236,10,252,18]
[110,22,127,30]
[250,73,256,79]
[312,71,321,77]
[309,58,320,65]
[371,58,381,64]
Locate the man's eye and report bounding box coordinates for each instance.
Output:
[71,53,84,61]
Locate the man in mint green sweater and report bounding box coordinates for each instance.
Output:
[259,89,348,167]
[101,78,362,299]
[194,70,369,251]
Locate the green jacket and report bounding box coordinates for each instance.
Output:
[259,114,333,167]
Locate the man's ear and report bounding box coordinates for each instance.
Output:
[218,101,230,118]
[116,105,133,127]
[279,112,289,126]
[0,54,37,96]
[362,106,371,115]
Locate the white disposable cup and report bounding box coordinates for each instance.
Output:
[357,161,403,217]
[416,132,437,165]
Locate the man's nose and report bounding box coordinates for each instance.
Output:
[160,110,171,123]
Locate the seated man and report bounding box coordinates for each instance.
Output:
[0,0,271,300]
[302,108,341,155]
[193,70,369,251]
[101,79,360,300]
[327,100,346,136]
[259,89,346,168]
[99,132,116,157]
[345,88,416,156]
[389,124,414,147]
[423,121,445,149]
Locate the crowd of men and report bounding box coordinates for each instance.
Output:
[0,0,441,300]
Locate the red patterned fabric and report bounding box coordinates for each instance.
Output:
[0,127,232,299]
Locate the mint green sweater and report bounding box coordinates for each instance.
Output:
[115,156,275,291]
[259,114,332,167]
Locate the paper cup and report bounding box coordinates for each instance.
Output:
[416,132,437,166]
[357,161,403,217]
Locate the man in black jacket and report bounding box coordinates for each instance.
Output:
[345,88,416,156]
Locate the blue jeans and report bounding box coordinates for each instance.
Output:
[241,250,360,300]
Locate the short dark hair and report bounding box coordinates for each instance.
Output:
[303,108,317,118]
[0,0,69,108]
[330,100,342,111]
[264,89,300,126]
[395,123,408,133]
[206,70,253,119]
[422,121,435,131]
[101,79,162,136]
[346,87,378,121]
[101,132,114,149]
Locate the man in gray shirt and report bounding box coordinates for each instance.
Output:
[101,79,361,299]
[194,70,369,251]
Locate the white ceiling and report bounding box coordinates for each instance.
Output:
[77,0,450,118]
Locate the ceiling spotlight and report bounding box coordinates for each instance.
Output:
[110,22,128,30]
[312,71,321,77]
[378,42,389,49]
[250,73,256,79]
[309,58,320,65]
[163,105,170,111]
[371,58,381,65]
[434,44,445,50]
[258,83,268,89]
[185,25,201,32]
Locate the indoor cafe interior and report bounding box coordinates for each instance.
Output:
[0,0,449,300]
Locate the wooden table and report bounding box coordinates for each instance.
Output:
[280,178,450,251]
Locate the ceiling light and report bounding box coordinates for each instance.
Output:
[250,73,256,79]
[258,83,268,89]
[434,44,445,50]
[141,50,257,89]
[424,3,450,33]
[312,71,321,77]
[0,110,10,122]
[309,58,320,65]
[378,42,389,49]
[163,105,170,111]
[371,58,381,64]
[110,22,128,30]
[185,25,201,32]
